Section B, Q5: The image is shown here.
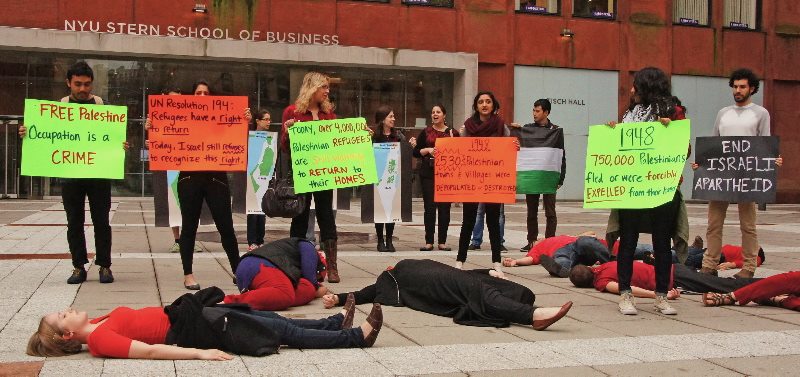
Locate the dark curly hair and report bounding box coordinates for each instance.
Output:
[629,67,675,118]
[729,68,760,95]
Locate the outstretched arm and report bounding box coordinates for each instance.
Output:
[128,340,232,360]
[604,282,679,299]
[502,256,534,267]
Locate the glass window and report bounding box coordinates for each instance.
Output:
[342,0,390,2]
[401,0,454,8]
[573,0,615,19]
[516,0,560,15]
[673,0,710,26]
[724,0,759,30]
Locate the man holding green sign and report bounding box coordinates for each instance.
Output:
[18,62,128,285]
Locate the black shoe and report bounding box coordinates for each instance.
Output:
[98,267,114,284]
[67,268,87,284]
[539,255,569,278]
[500,245,508,253]
[377,238,388,252]
[385,238,396,252]
[420,245,434,251]
[519,243,533,253]
[437,244,452,251]
[184,283,201,290]
[468,244,481,250]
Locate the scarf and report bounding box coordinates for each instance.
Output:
[464,114,505,137]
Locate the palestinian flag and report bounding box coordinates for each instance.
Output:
[514,126,564,194]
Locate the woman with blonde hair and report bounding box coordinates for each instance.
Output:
[281,72,341,282]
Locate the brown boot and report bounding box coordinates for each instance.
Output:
[699,267,718,276]
[324,239,340,283]
[733,269,754,279]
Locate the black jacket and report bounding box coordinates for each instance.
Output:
[163,287,281,356]
[242,237,304,286]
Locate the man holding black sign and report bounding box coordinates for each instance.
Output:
[693,68,783,279]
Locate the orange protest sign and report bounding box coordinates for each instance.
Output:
[434,137,518,204]
[147,95,248,171]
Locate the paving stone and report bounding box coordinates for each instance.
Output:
[707,355,800,376]
[366,346,461,375]
[469,366,607,377]
[539,338,641,366]
[595,359,742,376]
[174,358,248,377]
[39,359,104,377]
[316,361,393,377]
[101,359,175,376]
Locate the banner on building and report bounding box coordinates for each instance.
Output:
[434,137,518,204]
[692,136,779,203]
[513,126,564,194]
[246,131,278,214]
[583,120,690,209]
[361,142,413,223]
[288,117,378,194]
[21,99,127,179]
[147,95,248,171]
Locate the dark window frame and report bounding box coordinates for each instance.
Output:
[339,0,391,3]
[515,0,562,16]
[401,0,454,8]
[672,0,712,28]
[571,0,617,21]
[722,0,761,31]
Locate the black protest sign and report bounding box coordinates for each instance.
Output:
[692,136,780,203]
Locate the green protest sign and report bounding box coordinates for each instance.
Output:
[21,99,127,179]
[583,120,690,209]
[289,117,378,194]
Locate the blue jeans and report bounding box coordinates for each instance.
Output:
[246,311,365,348]
[470,204,505,246]
[552,236,611,270]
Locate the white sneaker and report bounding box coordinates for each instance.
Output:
[169,242,180,253]
[654,295,677,315]
[619,292,638,315]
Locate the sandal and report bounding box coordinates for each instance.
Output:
[702,292,736,307]
[438,244,452,251]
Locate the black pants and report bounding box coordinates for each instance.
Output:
[617,193,679,294]
[290,189,337,242]
[458,202,502,263]
[673,264,761,293]
[177,173,239,275]
[247,214,266,245]
[375,223,395,238]
[525,193,557,242]
[420,176,451,244]
[483,286,536,325]
[62,178,112,269]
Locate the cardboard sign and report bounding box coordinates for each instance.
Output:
[147,95,248,171]
[21,99,127,179]
[246,131,278,214]
[361,142,413,224]
[434,137,518,204]
[692,136,779,203]
[583,120,690,209]
[289,117,378,194]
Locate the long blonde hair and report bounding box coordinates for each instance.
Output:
[27,317,82,357]
[294,72,334,114]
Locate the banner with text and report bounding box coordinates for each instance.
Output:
[246,131,279,214]
[147,95,248,171]
[361,142,413,224]
[692,136,779,203]
[434,137,518,204]
[289,118,378,194]
[21,99,127,179]
[583,120,690,209]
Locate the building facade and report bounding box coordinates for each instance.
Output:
[0,0,797,202]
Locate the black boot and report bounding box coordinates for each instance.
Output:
[377,237,388,252]
[324,239,340,283]
[385,236,396,252]
[539,255,570,278]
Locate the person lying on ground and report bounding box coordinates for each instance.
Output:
[27,288,381,359]
[222,237,328,311]
[633,236,765,272]
[322,259,572,330]
[504,235,610,278]
[569,261,762,315]
[703,271,800,311]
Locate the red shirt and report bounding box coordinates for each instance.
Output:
[722,244,763,268]
[87,307,171,358]
[525,235,576,263]
[592,261,674,292]
[280,104,337,152]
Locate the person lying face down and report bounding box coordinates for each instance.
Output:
[569,261,762,300]
[503,233,611,278]
[223,237,329,311]
[322,259,572,331]
[27,287,382,360]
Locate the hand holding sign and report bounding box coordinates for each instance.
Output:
[583,120,690,209]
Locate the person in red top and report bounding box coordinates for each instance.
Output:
[703,271,800,311]
[503,232,605,267]
[281,72,341,283]
[27,298,383,359]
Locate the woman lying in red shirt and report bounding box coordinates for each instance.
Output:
[703,271,800,311]
[27,294,381,359]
